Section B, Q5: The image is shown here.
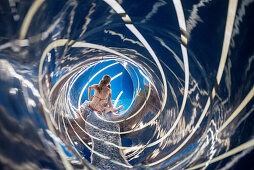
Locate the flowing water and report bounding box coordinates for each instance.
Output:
[0,0,254,169]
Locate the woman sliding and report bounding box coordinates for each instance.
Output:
[80,75,130,169]
[86,75,123,114]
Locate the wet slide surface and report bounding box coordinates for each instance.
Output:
[0,0,254,169]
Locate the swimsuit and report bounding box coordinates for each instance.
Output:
[92,95,108,113]
[88,96,107,113]
[88,103,103,113]
[80,101,104,114]
[93,95,107,101]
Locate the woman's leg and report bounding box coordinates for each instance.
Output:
[103,105,124,114]
[113,105,123,112]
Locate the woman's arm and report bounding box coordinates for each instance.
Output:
[108,90,114,113]
[88,84,97,100]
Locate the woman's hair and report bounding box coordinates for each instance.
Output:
[97,75,111,93]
